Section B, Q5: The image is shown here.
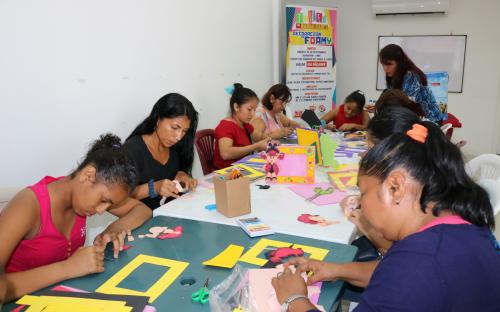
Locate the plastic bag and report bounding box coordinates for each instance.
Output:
[209,265,258,312]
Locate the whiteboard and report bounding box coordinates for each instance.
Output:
[376,35,467,93]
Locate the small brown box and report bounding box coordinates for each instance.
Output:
[213,176,251,218]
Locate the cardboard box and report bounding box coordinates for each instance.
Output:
[213,176,251,218]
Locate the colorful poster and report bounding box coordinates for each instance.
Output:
[286,6,337,119]
[426,71,449,119]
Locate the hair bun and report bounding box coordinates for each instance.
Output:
[88,133,122,154]
[233,83,243,90]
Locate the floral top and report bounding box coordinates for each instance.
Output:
[399,71,443,123]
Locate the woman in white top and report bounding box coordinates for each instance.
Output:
[251,84,300,141]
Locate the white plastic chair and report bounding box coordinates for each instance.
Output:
[465,154,500,181]
[477,179,500,239]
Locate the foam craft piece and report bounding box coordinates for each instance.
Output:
[248,268,324,312]
[96,254,189,303]
[327,171,358,191]
[16,295,132,312]
[202,244,245,268]
[297,128,323,165]
[274,145,315,184]
[289,183,348,205]
[238,238,329,266]
[319,133,340,169]
[214,164,265,180]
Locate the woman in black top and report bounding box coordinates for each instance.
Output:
[124,93,199,210]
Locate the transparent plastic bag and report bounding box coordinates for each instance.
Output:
[209,265,258,312]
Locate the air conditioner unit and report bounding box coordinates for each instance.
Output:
[372,0,450,16]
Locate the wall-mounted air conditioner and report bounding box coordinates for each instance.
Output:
[372,0,450,16]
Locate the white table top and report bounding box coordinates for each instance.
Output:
[154,156,361,245]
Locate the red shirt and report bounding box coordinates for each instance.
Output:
[213,120,254,169]
[6,176,86,273]
[333,104,364,129]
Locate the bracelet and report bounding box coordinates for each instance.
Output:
[148,179,158,198]
[281,294,308,312]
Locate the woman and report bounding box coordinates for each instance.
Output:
[379,44,442,123]
[374,89,424,117]
[124,93,199,210]
[213,83,269,169]
[272,120,500,311]
[251,84,300,140]
[0,134,152,302]
[320,90,370,131]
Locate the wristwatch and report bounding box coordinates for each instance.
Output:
[281,294,308,312]
[148,179,158,198]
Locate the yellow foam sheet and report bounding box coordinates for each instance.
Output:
[17,295,131,312]
[297,128,323,165]
[202,244,245,268]
[328,171,357,191]
[238,238,329,266]
[96,254,189,303]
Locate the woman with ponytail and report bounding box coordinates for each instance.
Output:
[0,134,151,302]
[213,83,269,169]
[124,93,199,209]
[321,90,370,131]
[272,120,500,311]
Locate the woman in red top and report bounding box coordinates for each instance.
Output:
[0,134,152,302]
[321,90,370,131]
[213,83,269,169]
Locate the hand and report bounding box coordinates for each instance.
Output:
[339,123,354,131]
[280,127,293,137]
[156,179,180,198]
[255,138,270,151]
[326,123,336,131]
[93,230,127,258]
[175,172,198,191]
[271,267,308,305]
[365,105,375,113]
[64,246,104,278]
[348,209,374,238]
[285,257,339,285]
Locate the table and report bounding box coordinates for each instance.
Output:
[5,216,358,312]
[155,164,360,245]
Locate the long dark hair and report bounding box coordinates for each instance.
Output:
[230,83,258,114]
[379,44,428,89]
[71,133,138,192]
[360,120,494,228]
[261,84,291,111]
[344,90,366,111]
[127,93,199,175]
[367,107,421,145]
[375,89,424,116]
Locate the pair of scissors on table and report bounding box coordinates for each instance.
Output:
[191,277,210,304]
[305,186,334,202]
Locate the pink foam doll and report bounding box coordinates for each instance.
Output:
[297,214,336,227]
[260,141,284,183]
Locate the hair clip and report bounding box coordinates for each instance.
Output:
[406,124,428,143]
[225,85,235,95]
[111,143,121,149]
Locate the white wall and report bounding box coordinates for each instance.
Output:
[286,0,500,158]
[0,0,273,187]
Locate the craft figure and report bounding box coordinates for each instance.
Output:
[265,246,304,263]
[260,141,284,183]
[297,214,336,227]
[340,195,360,216]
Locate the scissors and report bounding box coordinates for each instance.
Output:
[306,187,334,202]
[191,278,210,304]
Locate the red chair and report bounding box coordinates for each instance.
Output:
[441,112,462,140]
[195,129,216,175]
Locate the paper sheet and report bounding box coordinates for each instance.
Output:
[327,171,358,191]
[320,134,340,169]
[16,295,131,312]
[289,183,347,205]
[297,128,323,165]
[96,254,189,303]
[202,244,245,268]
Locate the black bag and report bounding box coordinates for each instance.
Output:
[351,236,381,262]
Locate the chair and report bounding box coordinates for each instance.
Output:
[465,154,500,181]
[441,112,462,140]
[477,179,500,239]
[195,129,216,175]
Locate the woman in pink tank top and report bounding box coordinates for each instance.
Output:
[0,134,151,302]
[321,90,370,131]
[251,84,301,140]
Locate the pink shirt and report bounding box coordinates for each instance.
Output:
[418,215,471,233]
[256,108,284,134]
[5,176,86,273]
